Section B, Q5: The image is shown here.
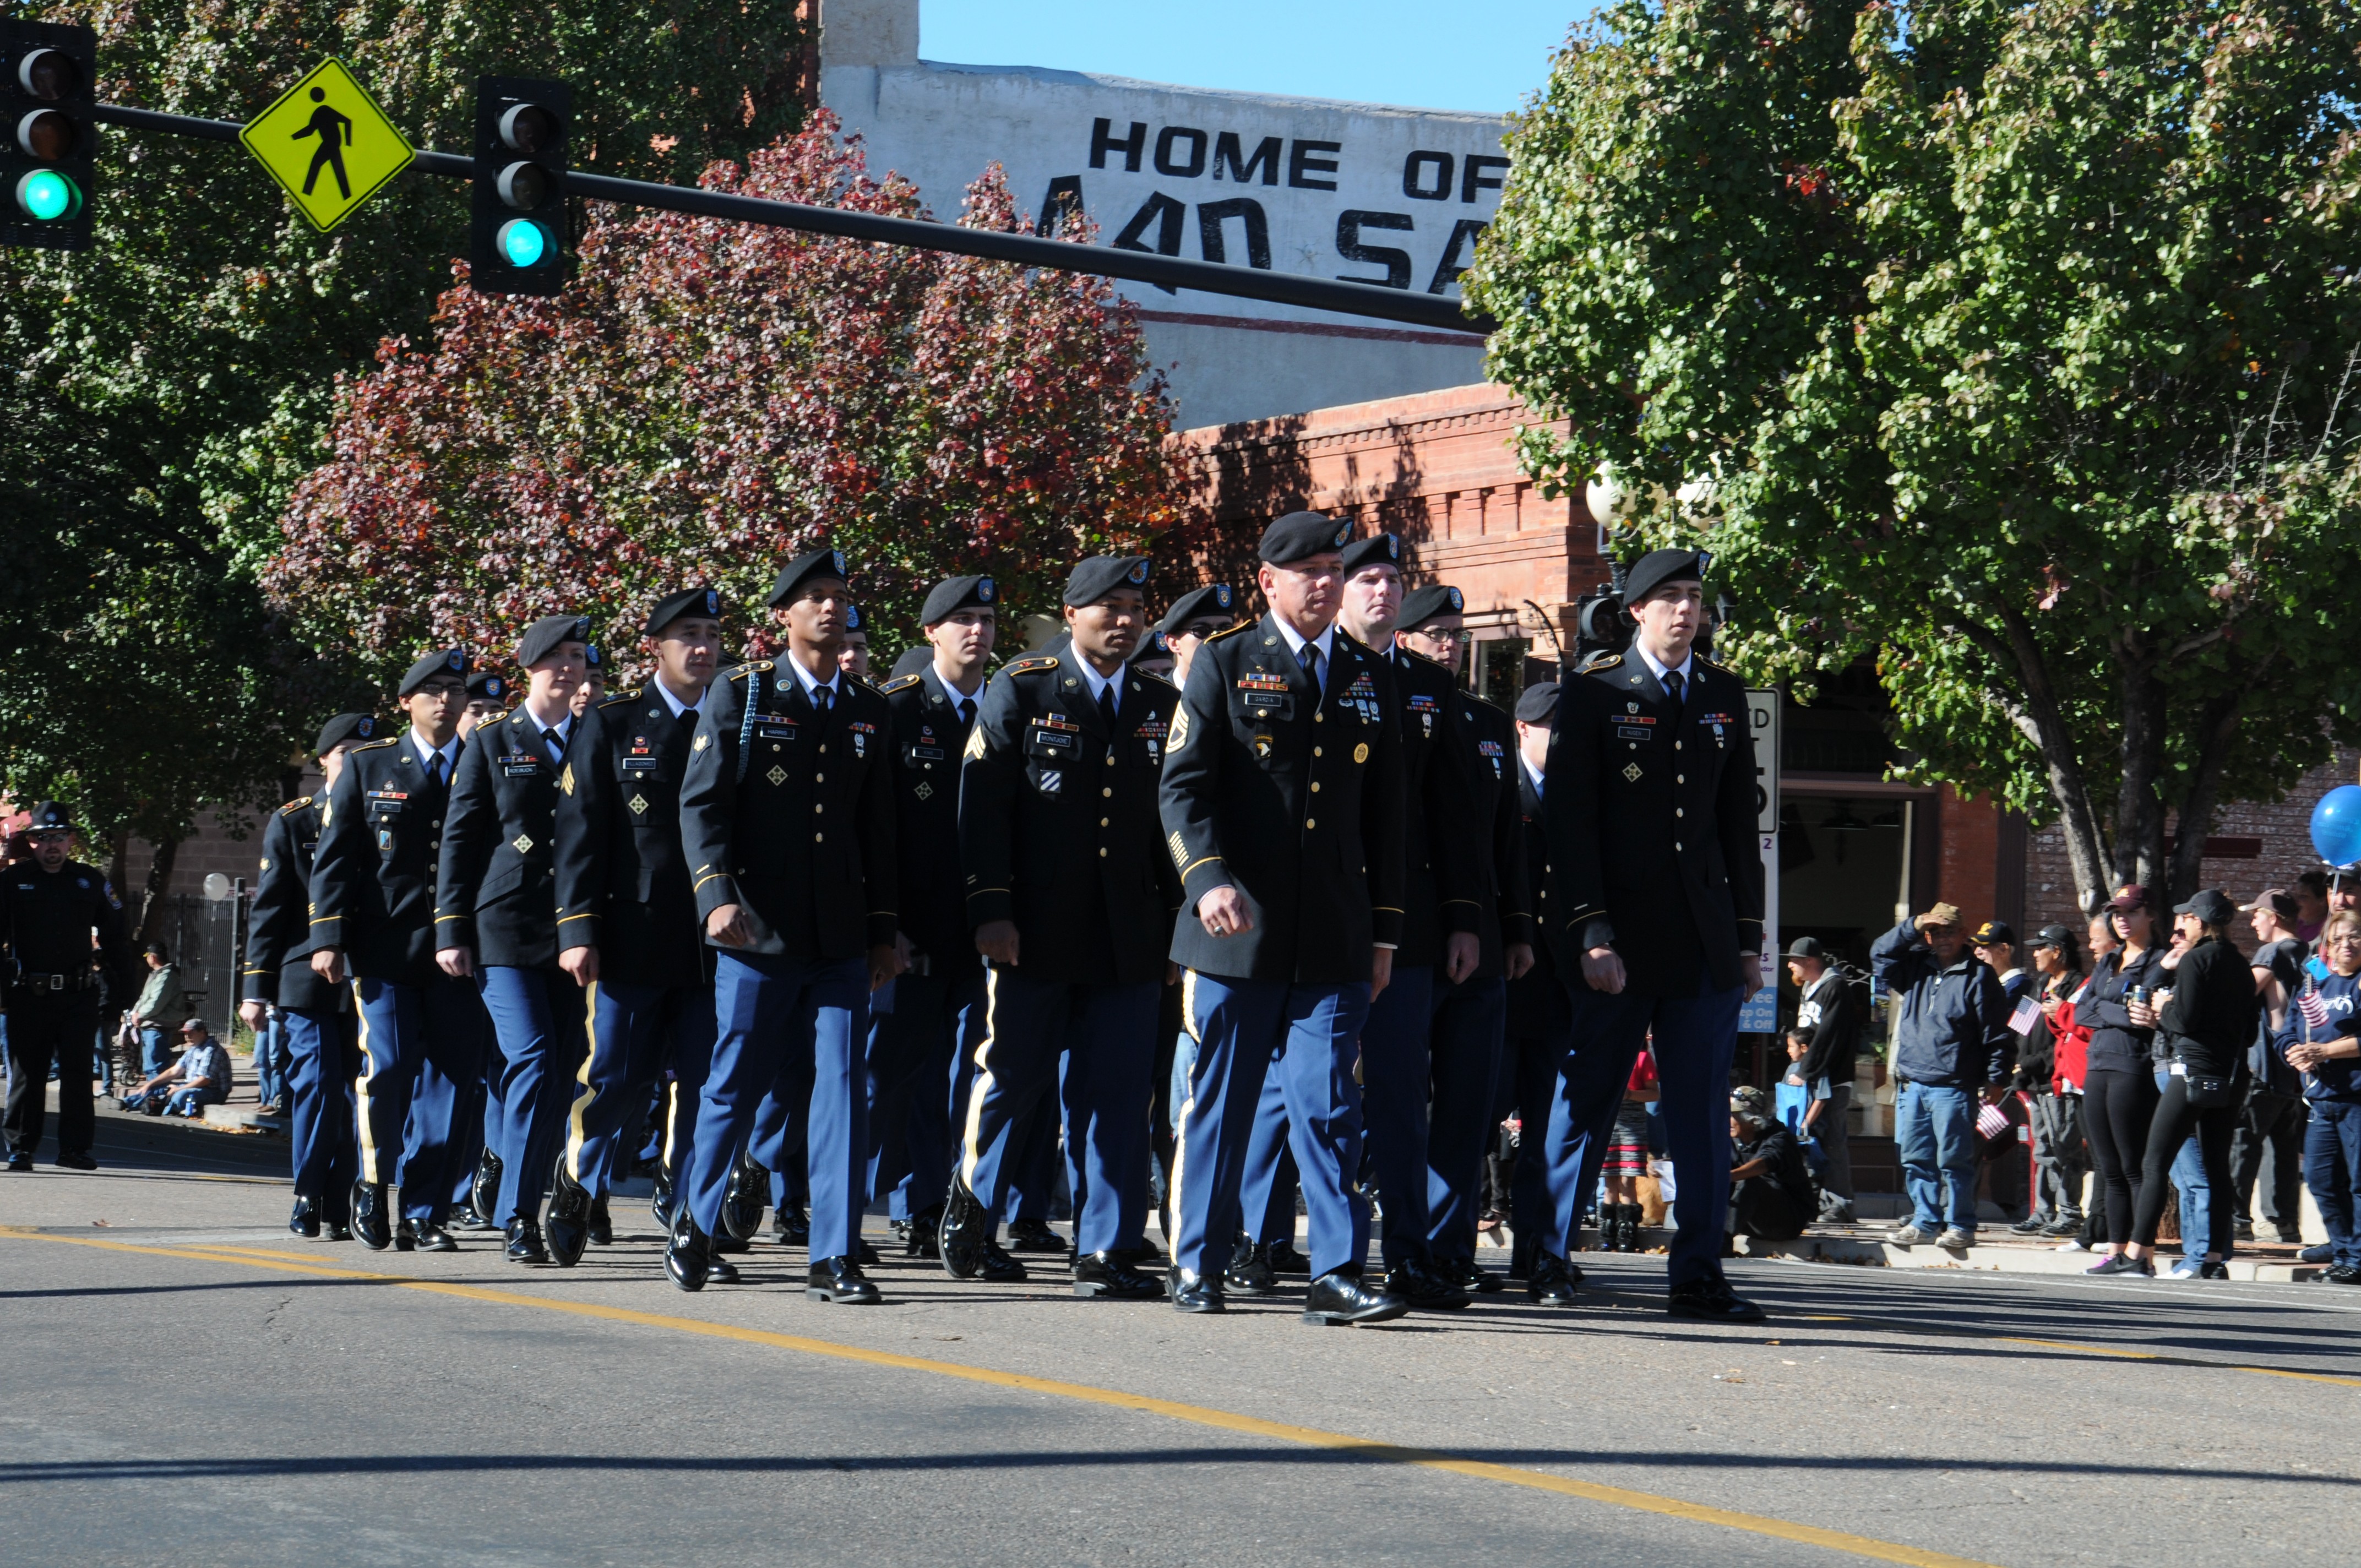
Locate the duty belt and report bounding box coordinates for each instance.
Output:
[11,971,98,992]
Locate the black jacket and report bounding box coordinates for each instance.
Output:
[309,732,459,986]
[1504,759,1569,1040]
[2,856,133,1008]
[242,797,347,1012]
[2081,947,2167,1075]
[436,708,570,969]
[1793,968,1863,1086]
[2159,935,2261,1080]
[1544,651,1763,995]
[878,665,984,963]
[680,658,897,961]
[1160,615,1406,984]
[553,685,711,990]
[1385,646,1484,967]
[959,651,1182,986]
[1449,688,1532,980]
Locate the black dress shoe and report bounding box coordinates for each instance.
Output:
[808,1255,882,1303]
[326,1222,354,1243]
[1303,1268,1411,1327]
[352,1181,393,1250]
[289,1197,322,1240]
[1527,1251,1581,1306]
[650,1164,676,1229]
[711,1232,749,1254]
[1223,1240,1277,1297]
[665,1208,711,1292]
[1264,1240,1310,1275]
[56,1150,96,1172]
[1441,1258,1505,1295]
[586,1197,613,1248]
[939,1178,993,1280]
[471,1149,503,1223]
[505,1218,551,1266]
[1167,1267,1226,1313]
[412,1221,458,1253]
[393,1217,418,1253]
[974,1238,1029,1284]
[1667,1278,1766,1322]
[707,1250,741,1285]
[1386,1257,1473,1311]
[1007,1217,1065,1253]
[772,1206,810,1247]
[451,1203,499,1232]
[5,1152,31,1172]
[545,1164,593,1268]
[903,1205,944,1259]
[1115,1237,1168,1268]
[1074,1250,1165,1300]
[722,1150,770,1242]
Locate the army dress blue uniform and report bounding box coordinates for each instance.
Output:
[1497,683,1573,1277]
[2,804,132,1168]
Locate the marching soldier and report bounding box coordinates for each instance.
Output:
[447,666,509,1227]
[1538,548,1767,1320]
[671,547,901,1300]
[435,615,594,1266]
[1499,680,1570,1280]
[939,556,1180,1300]
[2,802,132,1170]
[547,589,728,1265]
[310,650,481,1251]
[1158,584,1239,688]
[1161,510,1411,1325]
[459,669,507,739]
[572,642,607,718]
[1392,585,1534,1292]
[240,715,374,1238]
[871,574,998,1254]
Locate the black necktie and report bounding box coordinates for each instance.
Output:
[813,685,833,715]
[1097,684,1118,731]
[541,725,564,758]
[953,696,970,728]
[1664,669,1685,707]
[1300,642,1323,694]
[426,753,443,790]
[681,709,697,727]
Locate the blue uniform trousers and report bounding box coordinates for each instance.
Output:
[1357,963,1436,1268]
[352,974,481,1221]
[281,1008,357,1218]
[703,952,868,1261]
[562,981,716,1199]
[1544,978,1740,1288]
[960,969,1157,1256]
[1424,975,1506,1266]
[1172,973,1371,1281]
[436,988,496,1213]
[477,966,591,1226]
[1238,1059,1302,1245]
[1494,1027,1566,1253]
[867,965,988,1219]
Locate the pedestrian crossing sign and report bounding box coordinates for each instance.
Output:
[240,58,415,233]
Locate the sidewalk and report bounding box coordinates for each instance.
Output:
[1731,1221,2329,1283]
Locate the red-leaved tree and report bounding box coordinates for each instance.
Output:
[266,113,1184,677]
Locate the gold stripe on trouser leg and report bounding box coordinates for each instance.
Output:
[661,1081,679,1168]
[1167,969,1201,1254]
[563,980,601,1183]
[351,979,380,1179]
[958,964,1005,1190]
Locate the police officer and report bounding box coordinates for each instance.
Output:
[1394,584,1534,1294]
[1538,548,1767,1320]
[240,715,374,1238]
[672,547,901,1300]
[2,803,132,1170]
[547,589,728,1265]
[311,650,482,1251]
[1499,680,1570,1280]
[1161,510,1411,1325]
[870,574,998,1254]
[940,556,1180,1301]
[436,616,594,1265]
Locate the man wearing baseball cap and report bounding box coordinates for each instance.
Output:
[2235,889,2310,1243]
[1872,902,2015,1249]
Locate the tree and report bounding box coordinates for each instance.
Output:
[265,115,1184,674]
[0,0,804,931]
[1468,0,2361,910]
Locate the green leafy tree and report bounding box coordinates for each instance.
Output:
[1469,0,2361,908]
[0,0,803,932]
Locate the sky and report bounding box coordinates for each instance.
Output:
[919,2,1587,117]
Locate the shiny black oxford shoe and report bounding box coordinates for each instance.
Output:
[1167,1267,1226,1314]
[665,1209,711,1292]
[471,1149,503,1224]
[1073,1250,1164,1300]
[939,1178,993,1280]
[1527,1251,1582,1306]
[351,1181,393,1251]
[1666,1278,1766,1323]
[586,1196,613,1247]
[807,1255,881,1303]
[1222,1239,1277,1297]
[721,1150,770,1242]
[504,1217,550,1267]
[545,1164,594,1268]
[1384,1256,1472,1311]
[1007,1217,1065,1253]
[411,1220,458,1253]
[393,1217,418,1253]
[1302,1268,1411,1327]
[289,1197,322,1240]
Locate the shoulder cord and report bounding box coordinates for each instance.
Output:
[735,668,761,786]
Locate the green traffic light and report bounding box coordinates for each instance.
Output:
[496,217,548,268]
[14,168,81,221]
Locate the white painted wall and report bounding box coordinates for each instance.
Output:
[818,0,1500,429]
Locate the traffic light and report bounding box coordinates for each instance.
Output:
[1,20,96,251]
[470,76,569,295]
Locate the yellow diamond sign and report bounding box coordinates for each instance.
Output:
[240,58,414,233]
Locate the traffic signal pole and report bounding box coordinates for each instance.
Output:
[90,101,1495,336]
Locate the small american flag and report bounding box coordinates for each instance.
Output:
[1977,1101,2012,1140]
[2008,996,2042,1036]
[2298,983,2331,1034]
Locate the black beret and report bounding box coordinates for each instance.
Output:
[1158,583,1237,633]
[518,614,590,670]
[1130,630,1172,665]
[645,586,723,636]
[398,647,469,697]
[1258,509,1352,564]
[1514,682,1560,723]
[920,575,997,624]
[1064,554,1151,607]
[1340,532,1404,576]
[1622,547,1707,606]
[465,670,507,702]
[315,712,379,755]
[766,546,851,606]
[889,644,934,680]
[1400,584,1465,629]
[25,800,75,833]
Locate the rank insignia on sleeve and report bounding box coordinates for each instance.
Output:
[965,727,989,761]
[559,763,574,796]
[1168,830,1189,868]
[1167,707,1190,751]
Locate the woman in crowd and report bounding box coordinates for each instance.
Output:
[2081,888,2169,1275]
[2057,914,2118,1251]
[2011,924,2086,1237]
[2119,891,2259,1279]
[2290,909,2361,1284]
[1597,1046,1660,1251]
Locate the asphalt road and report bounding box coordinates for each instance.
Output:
[4,1123,2357,1568]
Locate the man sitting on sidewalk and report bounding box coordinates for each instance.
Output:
[1873,904,2015,1249]
[118,1020,233,1119]
[1728,1086,1815,1243]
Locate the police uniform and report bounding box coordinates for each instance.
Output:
[939,557,1179,1300]
[1497,681,1573,1278]
[309,651,484,1248]
[2,803,131,1168]
[1161,510,1412,1324]
[672,547,897,1300]
[545,588,726,1266]
[436,615,595,1262]
[243,715,372,1236]
[1538,548,1765,1318]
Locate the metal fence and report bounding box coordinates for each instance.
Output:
[150,887,249,1040]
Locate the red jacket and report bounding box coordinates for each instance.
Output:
[2051,995,2094,1093]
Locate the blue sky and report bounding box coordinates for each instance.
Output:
[920,2,1587,116]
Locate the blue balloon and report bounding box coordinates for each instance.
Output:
[2310,785,2361,867]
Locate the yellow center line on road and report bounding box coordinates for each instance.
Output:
[1,1225,1996,1568]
